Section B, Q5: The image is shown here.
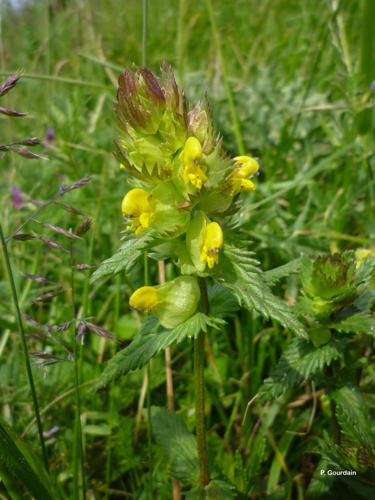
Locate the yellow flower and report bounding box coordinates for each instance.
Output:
[129,286,159,313]
[225,155,259,196]
[232,155,259,178]
[182,136,207,190]
[121,188,153,235]
[200,221,224,269]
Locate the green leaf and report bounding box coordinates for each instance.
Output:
[0,420,54,499]
[95,313,225,389]
[187,480,237,500]
[264,257,302,285]
[330,386,375,449]
[151,407,199,485]
[258,338,343,400]
[208,284,239,318]
[220,245,307,338]
[331,312,375,336]
[90,229,158,283]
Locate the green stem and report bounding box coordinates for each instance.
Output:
[142,0,149,67]
[0,222,49,471]
[195,279,209,486]
[330,399,341,446]
[206,0,244,154]
[104,275,121,499]
[70,240,86,499]
[144,252,153,499]
[326,365,341,446]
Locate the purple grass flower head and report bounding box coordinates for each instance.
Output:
[10,186,23,208]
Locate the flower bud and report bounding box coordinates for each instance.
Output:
[187,101,216,154]
[115,65,187,183]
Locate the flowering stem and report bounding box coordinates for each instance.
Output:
[195,279,210,486]
[144,252,154,499]
[0,221,49,471]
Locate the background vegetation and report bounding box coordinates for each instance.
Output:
[0,0,374,498]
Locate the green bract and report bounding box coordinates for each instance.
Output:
[300,253,358,316]
[115,63,187,182]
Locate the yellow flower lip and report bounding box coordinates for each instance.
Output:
[129,286,159,313]
[200,221,224,269]
[183,137,202,165]
[233,155,259,178]
[121,188,153,235]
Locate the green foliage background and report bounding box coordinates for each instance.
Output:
[0,0,374,498]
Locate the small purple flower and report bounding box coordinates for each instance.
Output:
[10,186,23,208]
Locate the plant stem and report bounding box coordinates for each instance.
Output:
[195,279,209,486]
[326,365,341,446]
[206,0,244,154]
[142,0,148,67]
[70,239,86,499]
[0,222,49,471]
[329,399,341,445]
[144,252,154,499]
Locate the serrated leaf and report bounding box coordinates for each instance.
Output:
[208,284,239,318]
[90,229,158,283]
[264,257,302,284]
[331,313,375,336]
[0,420,54,499]
[330,386,375,449]
[151,407,199,485]
[95,313,225,389]
[258,338,343,400]
[220,245,307,338]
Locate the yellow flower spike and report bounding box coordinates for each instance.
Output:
[182,136,207,190]
[121,188,153,235]
[129,286,159,313]
[200,221,224,269]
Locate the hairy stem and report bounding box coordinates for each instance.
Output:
[0,222,49,471]
[195,279,209,486]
